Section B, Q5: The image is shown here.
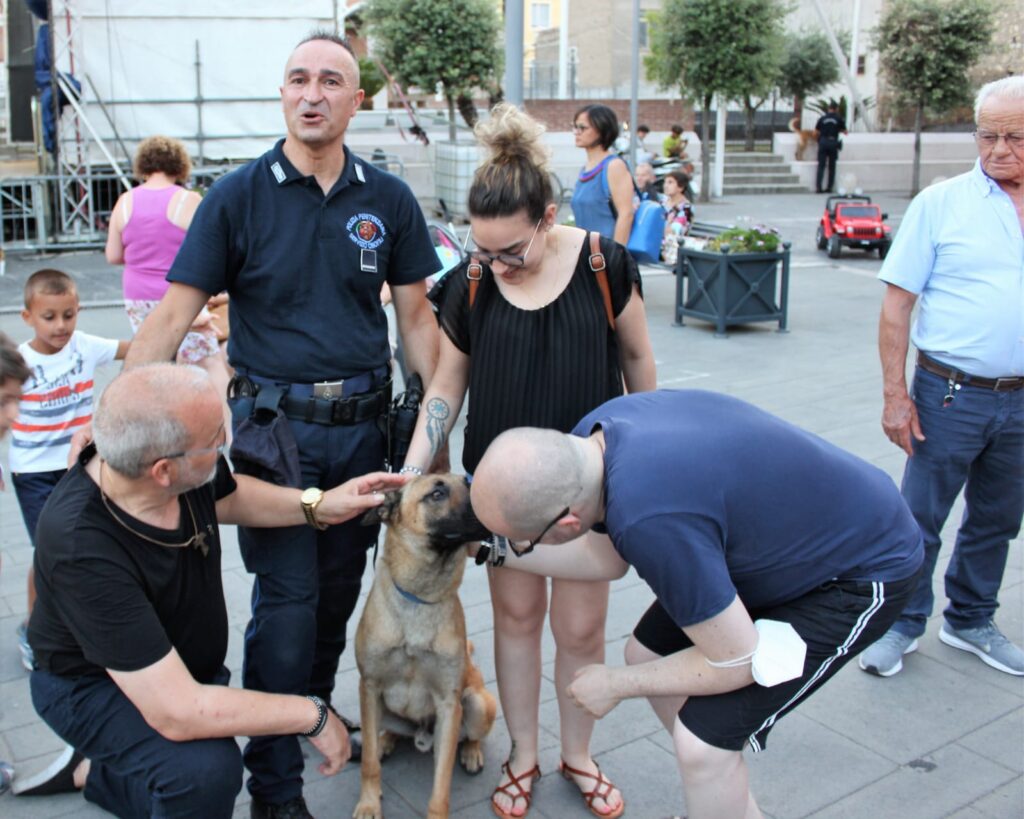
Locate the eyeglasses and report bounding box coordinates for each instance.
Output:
[571,122,590,133]
[155,427,227,463]
[510,506,570,557]
[974,130,1024,149]
[467,219,543,269]
[157,442,227,462]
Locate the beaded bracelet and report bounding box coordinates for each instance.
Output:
[302,695,328,737]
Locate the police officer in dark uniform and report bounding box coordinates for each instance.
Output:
[815,102,848,193]
[125,30,441,819]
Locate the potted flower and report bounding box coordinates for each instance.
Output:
[674,224,791,337]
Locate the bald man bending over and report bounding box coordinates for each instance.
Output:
[470,390,923,819]
[18,364,403,818]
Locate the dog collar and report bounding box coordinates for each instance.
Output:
[393,579,438,606]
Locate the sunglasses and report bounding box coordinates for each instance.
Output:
[510,506,570,557]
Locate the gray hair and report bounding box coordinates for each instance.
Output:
[93,364,211,478]
[974,75,1024,122]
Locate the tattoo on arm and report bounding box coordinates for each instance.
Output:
[426,398,451,458]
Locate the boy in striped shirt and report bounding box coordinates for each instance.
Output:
[10,269,129,669]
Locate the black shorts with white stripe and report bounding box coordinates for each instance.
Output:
[632,572,920,752]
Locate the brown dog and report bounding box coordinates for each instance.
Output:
[354,474,497,819]
[789,116,818,161]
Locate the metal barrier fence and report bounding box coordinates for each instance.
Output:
[0,151,406,256]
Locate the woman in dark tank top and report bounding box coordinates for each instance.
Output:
[403,103,656,819]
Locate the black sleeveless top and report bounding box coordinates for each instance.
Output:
[435,233,642,474]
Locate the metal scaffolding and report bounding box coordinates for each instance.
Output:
[47,0,129,245]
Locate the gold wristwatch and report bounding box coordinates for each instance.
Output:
[300,487,328,530]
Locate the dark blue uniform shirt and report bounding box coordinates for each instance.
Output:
[168,140,438,382]
[815,113,846,144]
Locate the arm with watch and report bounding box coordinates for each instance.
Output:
[108,648,351,775]
[214,471,407,529]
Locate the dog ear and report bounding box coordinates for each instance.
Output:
[360,488,402,526]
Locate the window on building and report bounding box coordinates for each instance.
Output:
[639,18,649,48]
[857,55,866,75]
[531,2,551,29]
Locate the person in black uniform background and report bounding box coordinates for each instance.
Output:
[815,102,848,193]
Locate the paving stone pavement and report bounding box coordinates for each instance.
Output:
[0,192,1020,818]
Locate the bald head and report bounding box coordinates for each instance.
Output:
[94,364,219,478]
[471,427,589,539]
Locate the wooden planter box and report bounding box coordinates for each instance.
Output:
[674,243,791,337]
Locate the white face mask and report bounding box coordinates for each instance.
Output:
[704,619,807,688]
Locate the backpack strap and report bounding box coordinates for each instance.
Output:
[588,232,615,332]
[467,260,483,308]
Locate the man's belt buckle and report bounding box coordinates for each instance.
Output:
[993,377,1021,392]
[313,379,344,400]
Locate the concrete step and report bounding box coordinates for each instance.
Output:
[721,161,796,174]
[724,171,802,185]
[722,182,810,195]
[707,152,786,165]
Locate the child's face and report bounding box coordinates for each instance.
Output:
[22,291,79,355]
[0,377,22,437]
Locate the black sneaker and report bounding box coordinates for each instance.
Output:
[323,704,362,762]
[12,745,84,796]
[250,794,314,819]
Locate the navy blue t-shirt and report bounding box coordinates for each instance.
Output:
[168,140,438,382]
[573,391,923,627]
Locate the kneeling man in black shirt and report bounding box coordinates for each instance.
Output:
[16,363,404,818]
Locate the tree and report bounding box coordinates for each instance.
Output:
[874,0,995,195]
[777,30,841,123]
[647,0,788,200]
[364,0,503,142]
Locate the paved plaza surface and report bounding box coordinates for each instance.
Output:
[0,192,1020,818]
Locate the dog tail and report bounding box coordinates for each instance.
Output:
[788,116,799,133]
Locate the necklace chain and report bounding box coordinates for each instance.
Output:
[98,463,210,556]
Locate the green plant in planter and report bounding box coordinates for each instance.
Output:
[706,225,781,253]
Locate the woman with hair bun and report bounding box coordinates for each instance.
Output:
[404,104,656,819]
[569,104,635,245]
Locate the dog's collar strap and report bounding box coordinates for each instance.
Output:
[393,579,438,605]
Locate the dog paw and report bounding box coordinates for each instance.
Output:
[458,739,485,774]
[379,730,399,758]
[353,798,383,819]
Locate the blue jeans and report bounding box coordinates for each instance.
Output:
[230,390,386,804]
[892,367,1024,638]
[12,469,67,547]
[30,669,242,818]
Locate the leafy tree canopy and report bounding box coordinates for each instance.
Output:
[874,0,994,114]
[647,0,788,104]
[777,30,840,102]
[365,0,502,119]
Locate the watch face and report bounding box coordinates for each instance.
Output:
[301,488,323,505]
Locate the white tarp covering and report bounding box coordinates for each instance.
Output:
[64,1,339,161]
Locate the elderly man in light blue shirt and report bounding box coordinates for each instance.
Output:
[860,75,1024,679]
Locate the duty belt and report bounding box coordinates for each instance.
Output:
[229,372,393,426]
[917,352,1024,392]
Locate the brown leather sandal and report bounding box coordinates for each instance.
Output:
[491,760,541,819]
[559,758,625,818]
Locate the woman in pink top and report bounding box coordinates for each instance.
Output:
[106,137,230,397]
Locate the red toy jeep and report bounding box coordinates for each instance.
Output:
[815,195,893,259]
